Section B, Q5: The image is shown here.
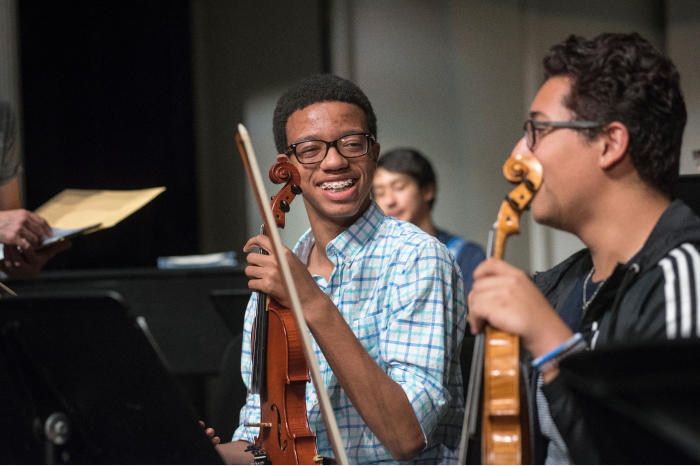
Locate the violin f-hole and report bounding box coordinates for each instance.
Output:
[271,404,288,452]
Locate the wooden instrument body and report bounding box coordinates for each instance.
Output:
[482,173,536,464]
[255,298,318,465]
[482,327,529,464]
[460,153,541,465]
[245,160,320,465]
[236,125,348,465]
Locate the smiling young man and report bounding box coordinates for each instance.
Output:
[467,33,700,463]
[218,74,466,464]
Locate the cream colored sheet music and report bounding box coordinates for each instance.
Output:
[35,187,165,230]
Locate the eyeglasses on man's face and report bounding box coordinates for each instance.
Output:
[523,120,604,151]
[285,133,375,165]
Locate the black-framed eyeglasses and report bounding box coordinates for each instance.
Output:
[524,120,604,151]
[285,133,375,164]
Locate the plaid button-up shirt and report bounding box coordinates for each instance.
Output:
[233,202,466,464]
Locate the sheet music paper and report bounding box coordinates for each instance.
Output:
[35,187,165,231]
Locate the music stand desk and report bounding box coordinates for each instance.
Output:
[0,292,223,464]
[559,338,700,464]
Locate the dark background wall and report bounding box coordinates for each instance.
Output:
[189,0,327,257]
[16,0,328,271]
[18,0,199,269]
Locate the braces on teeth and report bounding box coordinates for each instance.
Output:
[322,180,354,191]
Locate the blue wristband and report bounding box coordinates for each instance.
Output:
[531,333,587,370]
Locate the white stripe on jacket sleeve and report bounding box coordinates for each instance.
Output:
[659,243,700,339]
[681,244,700,337]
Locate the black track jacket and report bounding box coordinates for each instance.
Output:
[530,199,700,464]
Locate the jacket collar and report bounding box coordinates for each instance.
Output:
[535,199,700,289]
[629,199,700,271]
[534,199,700,332]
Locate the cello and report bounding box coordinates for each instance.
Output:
[459,153,542,465]
[235,125,348,465]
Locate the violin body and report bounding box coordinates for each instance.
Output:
[237,126,347,465]
[255,297,319,465]
[460,153,541,465]
[243,160,321,465]
[482,327,530,464]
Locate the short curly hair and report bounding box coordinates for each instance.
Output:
[272,74,378,154]
[544,33,687,197]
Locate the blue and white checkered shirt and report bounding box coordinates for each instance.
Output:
[232,202,466,464]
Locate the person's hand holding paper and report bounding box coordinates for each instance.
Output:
[1,238,71,280]
[0,208,70,280]
[0,209,53,249]
[0,187,165,281]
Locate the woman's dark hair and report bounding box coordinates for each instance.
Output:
[544,32,687,197]
[377,148,437,209]
[272,74,377,154]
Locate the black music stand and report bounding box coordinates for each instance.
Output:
[209,289,251,337]
[558,338,700,464]
[0,292,223,464]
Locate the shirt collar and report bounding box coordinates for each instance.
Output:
[293,201,385,266]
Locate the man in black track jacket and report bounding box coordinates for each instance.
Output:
[467,32,700,464]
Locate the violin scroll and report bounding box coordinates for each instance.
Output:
[269,161,303,229]
[503,153,543,190]
[492,154,543,260]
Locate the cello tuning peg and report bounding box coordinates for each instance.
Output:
[279,200,290,213]
[291,184,303,195]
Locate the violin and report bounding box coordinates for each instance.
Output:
[459,153,542,465]
[247,161,316,464]
[235,125,348,465]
